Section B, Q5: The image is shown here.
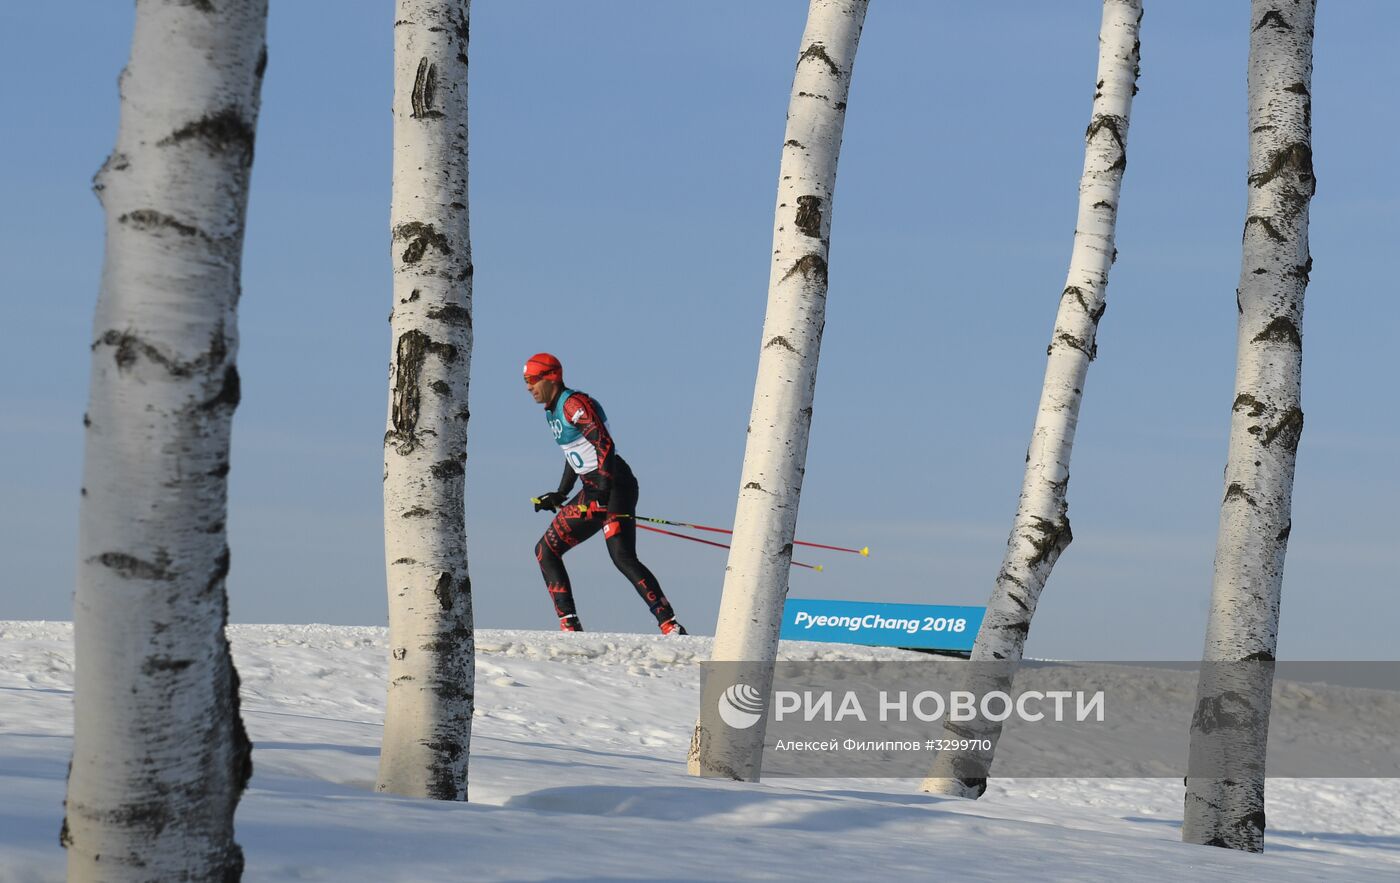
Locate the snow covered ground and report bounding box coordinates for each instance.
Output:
[2,621,1396,881]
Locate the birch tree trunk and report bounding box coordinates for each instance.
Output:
[689,0,868,782]
[377,0,476,801]
[64,2,266,879]
[922,0,1142,800]
[1182,0,1316,853]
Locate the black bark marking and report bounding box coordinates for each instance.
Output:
[95,330,210,377]
[1253,268,1268,275]
[394,222,453,264]
[784,139,804,149]
[1025,515,1072,568]
[1191,690,1256,733]
[141,656,194,675]
[794,195,823,238]
[402,507,431,518]
[119,209,201,238]
[433,572,455,610]
[205,547,231,598]
[179,0,216,11]
[430,380,451,395]
[994,620,1031,642]
[1286,257,1313,284]
[427,303,472,328]
[1092,200,1115,211]
[798,42,840,76]
[765,335,797,353]
[1251,316,1302,348]
[454,8,471,65]
[1284,82,1309,97]
[1262,407,1304,451]
[392,557,417,565]
[744,481,764,491]
[778,253,828,285]
[93,551,175,581]
[997,569,1027,591]
[1243,215,1284,243]
[1253,10,1292,31]
[1086,114,1128,172]
[431,459,464,479]
[255,46,269,79]
[1224,483,1258,507]
[1054,332,1095,361]
[1063,286,1090,313]
[387,330,459,455]
[1233,393,1266,418]
[411,58,445,119]
[1276,521,1292,543]
[425,737,466,800]
[200,364,241,412]
[1248,143,1314,193]
[158,107,256,165]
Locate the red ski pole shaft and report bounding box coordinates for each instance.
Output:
[632,514,868,557]
[635,524,823,572]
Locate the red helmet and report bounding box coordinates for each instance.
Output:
[523,352,562,383]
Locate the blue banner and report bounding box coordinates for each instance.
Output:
[780,598,985,652]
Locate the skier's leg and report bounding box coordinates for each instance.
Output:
[535,493,601,619]
[602,479,676,624]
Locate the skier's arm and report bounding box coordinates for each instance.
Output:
[564,394,617,486]
[555,461,577,497]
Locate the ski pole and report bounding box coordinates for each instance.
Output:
[634,523,824,572]
[629,514,868,557]
[529,500,823,570]
[530,499,824,571]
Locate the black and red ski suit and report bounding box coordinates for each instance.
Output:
[535,389,675,625]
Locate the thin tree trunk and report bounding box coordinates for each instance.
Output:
[922,0,1142,800]
[1182,0,1316,853]
[64,1,266,879]
[689,0,868,782]
[377,0,476,801]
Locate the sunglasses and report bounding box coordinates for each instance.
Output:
[524,372,556,385]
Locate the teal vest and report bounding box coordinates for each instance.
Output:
[547,389,607,474]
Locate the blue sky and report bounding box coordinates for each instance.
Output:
[1,2,1395,659]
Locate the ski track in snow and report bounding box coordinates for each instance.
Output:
[1,621,1397,882]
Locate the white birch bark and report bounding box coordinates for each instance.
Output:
[689,0,868,781]
[1182,0,1316,853]
[377,0,476,801]
[922,0,1142,799]
[64,2,267,879]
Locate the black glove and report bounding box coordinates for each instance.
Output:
[534,491,566,513]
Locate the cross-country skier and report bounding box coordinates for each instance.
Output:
[524,352,686,635]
